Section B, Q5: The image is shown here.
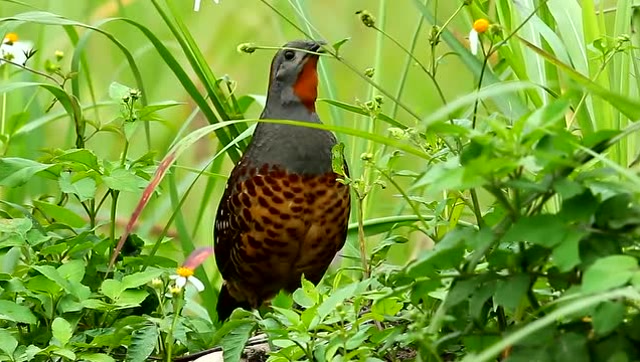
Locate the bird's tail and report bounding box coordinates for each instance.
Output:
[216,283,251,322]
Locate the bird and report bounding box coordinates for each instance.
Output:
[213,39,351,322]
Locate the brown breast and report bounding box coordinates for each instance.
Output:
[214,163,351,308]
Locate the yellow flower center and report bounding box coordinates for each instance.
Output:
[4,33,19,45]
[473,19,490,34]
[176,266,194,277]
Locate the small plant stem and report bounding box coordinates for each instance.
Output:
[0,58,64,87]
[110,190,120,248]
[1,68,6,136]
[356,194,370,279]
[372,25,447,107]
[472,39,494,129]
[469,188,485,228]
[165,292,184,362]
[392,1,428,119]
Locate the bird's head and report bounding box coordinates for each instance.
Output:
[266,39,325,113]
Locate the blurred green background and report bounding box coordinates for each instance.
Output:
[0,0,623,267]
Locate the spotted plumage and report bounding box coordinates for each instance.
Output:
[214,40,351,321]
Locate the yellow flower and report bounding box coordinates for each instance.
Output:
[1,33,33,66]
[169,247,213,292]
[473,19,490,34]
[469,18,490,55]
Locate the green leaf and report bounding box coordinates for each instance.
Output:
[0,300,37,324]
[551,230,586,272]
[137,101,185,120]
[332,37,350,53]
[51,317,73,346]
[271,306,300,326]
[0,218,32,239]
[27,275,62,295]
[552,332,589,362]
[494,274,530,311]
[33,200,86,228]
[100,279,124,300]
[445,278,479,308]
[0,157,52,187]
[81,299,111,311]
[0,329,18,356]
[58,260,85,283]
[116,290,149,307]
[59,172,97,201]
[125,325,158,362]
[582,255,638,293]
[121,268,164,289]
[103,167,148,192]
[317,281,368,321]
[33,265,71,292]
[54,149,100,171]
[78,353,116,362]
[408,228,469,277]
[221,322,255,362]
[108,82,131,101]
[371,297,403,320]
[592,301,625,336]
[502,214,567,247]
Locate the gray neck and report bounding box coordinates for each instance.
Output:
[243,102,336,175]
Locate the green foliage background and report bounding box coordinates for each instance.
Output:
[1,0,640,361]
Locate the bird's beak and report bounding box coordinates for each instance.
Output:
[309,41,327,55]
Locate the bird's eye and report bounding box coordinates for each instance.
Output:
[283,50,295,60]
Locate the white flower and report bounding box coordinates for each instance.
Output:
[170,266,205,292]
[1,33,33,66]
[469,29,479,55]
[469,19,490,56]
[194,0,220,11]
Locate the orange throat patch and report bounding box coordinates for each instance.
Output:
[292,56,319,112]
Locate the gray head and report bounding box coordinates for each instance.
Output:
[265,39,326,113]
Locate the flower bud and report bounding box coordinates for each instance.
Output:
[237,43,257,54]
[356,10,376,28]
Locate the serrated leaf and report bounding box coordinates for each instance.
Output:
[59,172,96,201]
[51,317,73,346]
[221,322,255,362]
[0,300,37,324]
[125,325,158,362]
[103,168,147,192]
[33,200,86,228]
[582,255,638,293]
[54,149,100,171]
[494,274,530,311]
